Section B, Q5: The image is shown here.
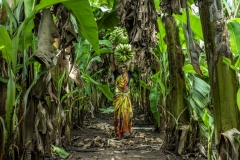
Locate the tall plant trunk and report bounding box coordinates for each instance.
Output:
[198,0,240,158]
[163,15,189,153]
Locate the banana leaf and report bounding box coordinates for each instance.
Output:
[52,145,69,159]
[97,10,119,29]
[63,0,100,54]
[0,26,12,64]
[82,73,113,101]
[227,20,240,55]
[237,89,240,111]
[173,11,203,40]
[149,84,160,127]
[5,70,16,133]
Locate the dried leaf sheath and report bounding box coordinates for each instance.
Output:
[34,9,60,69]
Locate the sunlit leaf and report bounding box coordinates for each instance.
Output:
[24,0,35,17]
[35,0,68,12]
[237,89,240,111]
[202,109,209,128]
[52,145,69,159]
[227,20,240,55]
[173,11,203,40]
[0,26,12,64]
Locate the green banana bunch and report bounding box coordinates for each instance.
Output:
[114,44,133,62]
[109,27,129,44]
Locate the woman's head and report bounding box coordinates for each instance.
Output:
[118,64,127,74]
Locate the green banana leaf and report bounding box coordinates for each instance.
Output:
[9,0,99,73]
[173,11,203,40]
[0,26,12,64]
[182,64,208,76]
[237,89,240,111]
[157,18,167,53]
[24,0,35,17]
[52,145,69,159]
[227,20,240,55]
[63,0,100,54]
[5,70,16,133]
[82,73,113,101]
[187,75,212,139]
[97,10,120,29]
[149,84,161,127]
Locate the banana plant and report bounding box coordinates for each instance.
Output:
[0,0,102,158]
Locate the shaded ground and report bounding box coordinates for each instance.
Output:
[54,109,204,160]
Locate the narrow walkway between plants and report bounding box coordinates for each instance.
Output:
[52,109,207,160]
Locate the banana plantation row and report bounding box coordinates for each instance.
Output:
[0,0,240,160]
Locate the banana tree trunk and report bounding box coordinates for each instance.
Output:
[163,15,189,153]
[198,0,240,158]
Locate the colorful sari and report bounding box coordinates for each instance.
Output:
[113,72,133,137]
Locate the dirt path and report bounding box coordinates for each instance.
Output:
[56,112,183,160]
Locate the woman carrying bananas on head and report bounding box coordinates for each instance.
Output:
[110,50,135,138]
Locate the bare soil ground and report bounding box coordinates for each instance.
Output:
[54,109,204,160]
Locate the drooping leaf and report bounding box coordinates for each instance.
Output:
[173,11,203,40]
[227,20,240,55]
[63,0,100,54]
[193,76,210,96]
[82,73,113,101]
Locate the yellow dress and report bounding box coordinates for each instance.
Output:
[113,72,133,137]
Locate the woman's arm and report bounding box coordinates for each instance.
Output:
[110,53,116,72]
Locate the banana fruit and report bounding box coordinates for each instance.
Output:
[109,27,129,45]
[114,44,133,62]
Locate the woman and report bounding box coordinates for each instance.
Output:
[110,54,135,138]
